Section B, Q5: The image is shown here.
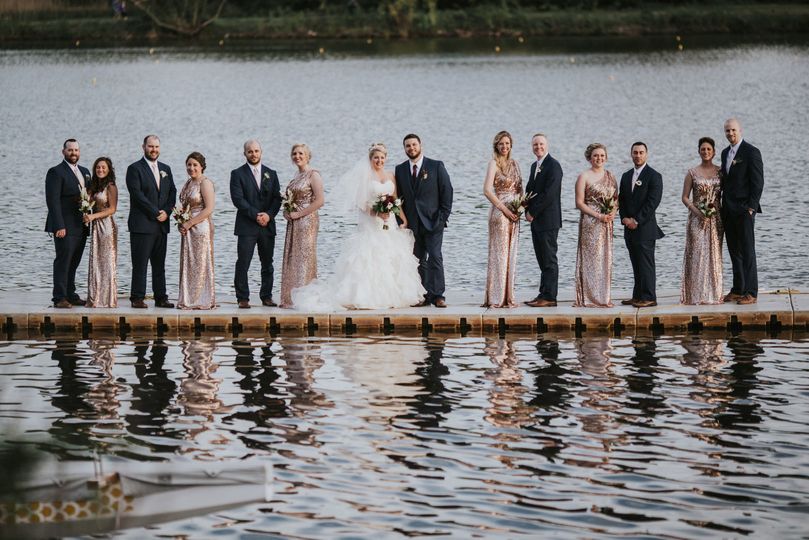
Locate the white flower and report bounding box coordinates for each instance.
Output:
[160,170,167,178]
[263,172,269,179]
[386,203,393,210]
[395,198,402,206]
[634,180,642,187]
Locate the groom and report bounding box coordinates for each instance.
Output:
[395,134,453,308]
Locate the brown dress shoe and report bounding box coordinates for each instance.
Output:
[238,300,251,309]
[632,299,658,308]
[131,299,148,309]
[54,299,72,308]
[433,298,447,308]
[262,298,277,307]
[723,292,742,303]
[523,296,542,306]
[69,297,86,306]
[737,294,757,305]
[621,299,637,305]
[411,299,432,307]
[155,300,175,308]
[534,299,557,307]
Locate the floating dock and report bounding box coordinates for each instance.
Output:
[1,288,806,338]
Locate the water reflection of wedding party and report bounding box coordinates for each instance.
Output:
[46,118,762,312]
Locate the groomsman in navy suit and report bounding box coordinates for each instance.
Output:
[524,133,563,308]
[395,134,453,308]
[230,139,282,309]
[45,139,90,308]
[720,118,764,305]
[618,142,665,308]
[126,134,177,308]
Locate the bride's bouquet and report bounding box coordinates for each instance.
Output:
[697,197,717,218]
[507,191,536,216]
[78,186,95,215]
[282,187,298,214]
[371,194,402,230]
[172,204,191,224]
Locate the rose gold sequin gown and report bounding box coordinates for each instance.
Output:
[177,177,215,310]
[86,184,118,308]
[574,171,617,307]
[484,160,522,308]
[681,167,723,304]
[280,169,320,308]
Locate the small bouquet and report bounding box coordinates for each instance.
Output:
[172,204,191,225]
[78,186,95,215]
[507,191,536,216]
[371,194,402,230]
[590,193,618,215]
[282,187,298,214]
[697,197,717,218]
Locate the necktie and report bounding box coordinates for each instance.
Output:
[70,164,85,189]
[535,161,542,180]
[631,169,640,192]
[253,166,261,190]
[150,161,160,191]
[412,163,418,189]
[726,147,736,174]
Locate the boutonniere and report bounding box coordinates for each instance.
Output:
[84,173,91,180]
[537,167,542,174]
[419,169,428,181]
[732,159,742,166]
[160,170,167,178]
[634,179,642,187]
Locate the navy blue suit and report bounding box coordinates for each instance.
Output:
[230,163,282,302]
[395,156,453,302]
[45,160,90,303]
[721,139,763,297]
[126,157,176,302]
[618,165,665,302]
[525,154,563,301]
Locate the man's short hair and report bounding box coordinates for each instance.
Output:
[403,133,421,145]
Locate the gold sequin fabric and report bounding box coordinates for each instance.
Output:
[86,185,117,307]
[177,177,216,310]
[681,167,723,304]
[574,171,617,307]
[484,160,522,308]
[280,169,320,308]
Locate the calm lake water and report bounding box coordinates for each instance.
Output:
[1,334,808,537]
[0,41,808,298]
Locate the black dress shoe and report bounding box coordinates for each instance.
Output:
[411,299,432,307]
[131,299,148,309]
[262,298,277,307]
[69,297,86,306]
[155,300,175,308]
[54,299,72,308]
[621,299,637,305]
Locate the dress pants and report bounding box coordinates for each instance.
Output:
[52,233,86,303]
[531,225,559,301]
[413,228,445,301]
[723,211,758,297]
[626,238,657,301]
[235,233,276,301]
[130,232,168,302]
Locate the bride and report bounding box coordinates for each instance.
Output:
[292,143,426,310]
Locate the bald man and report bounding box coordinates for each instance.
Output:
[720,118,763,305]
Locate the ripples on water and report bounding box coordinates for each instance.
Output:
[1,44,808,296]
[1,334,808,537]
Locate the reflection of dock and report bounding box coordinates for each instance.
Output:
[1,289,805,337]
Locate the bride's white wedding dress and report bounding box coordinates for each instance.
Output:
[292,178,426,310]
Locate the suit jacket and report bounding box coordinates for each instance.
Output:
[394,156,453,234]
[720,139,764,216]
[126,157,177,235]
[618,164,665,242]
[525,154,563,231]
[230,163,282,236]
[45,160,91,236]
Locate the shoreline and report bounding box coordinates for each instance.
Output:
[1,4,808,49]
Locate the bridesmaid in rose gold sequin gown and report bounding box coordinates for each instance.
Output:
[85,157,118,308]
[680,137,723,304]
[483,131,523,308]
[280,144,325,308]
[177,152,216,310]
[574,143,617,307]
